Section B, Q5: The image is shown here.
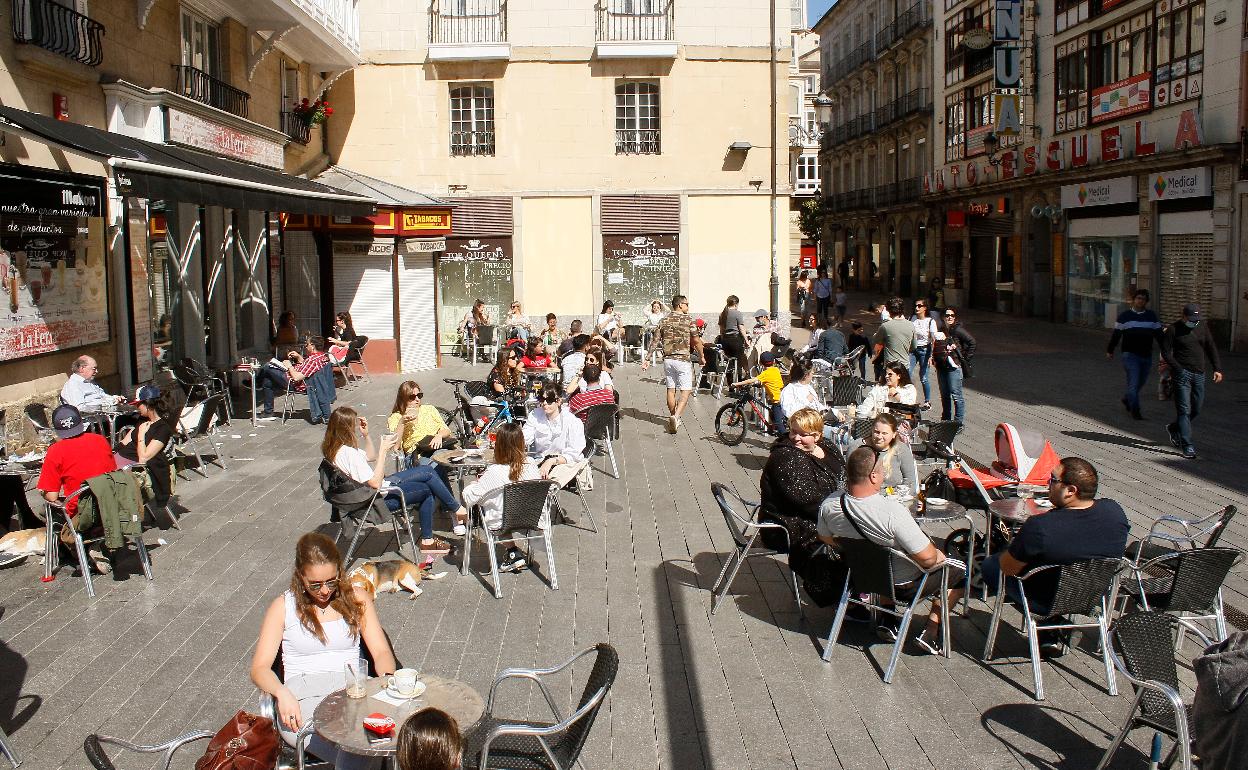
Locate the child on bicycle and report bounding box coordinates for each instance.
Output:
[730,351,786,435]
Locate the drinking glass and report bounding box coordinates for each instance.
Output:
[1017,487,1034,500]
[895,484,911,500]
[345,657,367,699]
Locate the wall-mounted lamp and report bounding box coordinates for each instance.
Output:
[814,93,833,126]
[729,141,753,152]
[749,180,764,190]
[982,131,1003,167]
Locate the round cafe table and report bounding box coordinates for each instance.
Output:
[313,675,485,761]
[988,496,1051,525]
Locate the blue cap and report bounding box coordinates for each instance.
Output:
[137,384,161,401]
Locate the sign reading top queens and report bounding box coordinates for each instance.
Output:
[602,234,679,324]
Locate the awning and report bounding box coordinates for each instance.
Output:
[0,106,376,217]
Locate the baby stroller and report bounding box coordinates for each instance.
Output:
[946,422,1062,500]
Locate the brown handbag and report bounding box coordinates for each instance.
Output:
[194,710,280,770]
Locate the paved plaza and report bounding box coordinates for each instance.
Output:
[1,301,1246,769]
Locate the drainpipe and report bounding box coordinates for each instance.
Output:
[768,0,780,317]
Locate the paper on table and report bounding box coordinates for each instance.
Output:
[370,689,409,707]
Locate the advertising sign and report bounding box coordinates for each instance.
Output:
[437,238,513,350]
[1147,166,1210,201]
[403,237,446,253]
[336,238,395,257]
[602,234,680,324]
[1060,176,1136,208]
[167,108,284,169]
[1090,73,1152,124]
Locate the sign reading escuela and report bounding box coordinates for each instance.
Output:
[1060,176,1135,208]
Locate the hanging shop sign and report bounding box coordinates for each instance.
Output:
[1060,176,1135,208]
[0,167,103,218]
[993,0,1022,136]
[1147,166,1210,201]
[166,108,284,169]
[925,108,1203,193]
[336,238,395,257]
[403,237,445,253]
[288,208,453,237]
[1091,73,1152,125]
[443,237,511,262]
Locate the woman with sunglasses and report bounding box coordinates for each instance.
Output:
[504,301,531,341]
[486,347,522,396]
[858,361,918,419]
[387,381,454,468]
[847,412,917,494]
[909,300,938,409]
[579,347,615,391]
[252,532,396,769]
[326,311,359,365]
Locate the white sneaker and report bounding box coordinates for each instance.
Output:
[674,416,682,433]
[667,415,677,434]
[452,523,467,536]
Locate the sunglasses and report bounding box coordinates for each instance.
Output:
[944,313,956,318]
[409,392,424,400]
[305,577,339,592]
[915,303,926,308]
[1049,474,1065,485]
[542,394,562,404]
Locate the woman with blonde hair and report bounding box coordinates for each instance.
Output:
[251,532,395,768]
[847,412,918,492]
[324,406,467,553]
[387,381,454,469]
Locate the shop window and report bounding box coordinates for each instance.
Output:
[615,80,661,155]
[1092,9,1153,89]
[1054,36,1090,133]
[180,8,220,77]
[450,83,495,157]
[1067,237,1138,327]
[1155,1,1204,106]
[795,154,819,193]
[944,1,991,87]
[1055,0,1089,33]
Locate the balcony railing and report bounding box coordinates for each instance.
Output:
[281,111,311,144]
[873,87,932,129]
[450,129,495,156]
[173,65,250,119]
[788,119,822,147]
[12,0,104,66]
[597,1,673,42]
[291,0,360,55]
[430,0,507,43]
[875,1,931,52]
[828,41,873,83]
[615,128,661,155]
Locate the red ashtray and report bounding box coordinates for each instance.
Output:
[363,713,395,736]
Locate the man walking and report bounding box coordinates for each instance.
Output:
[1161,303,1223,459]
[1106,289,1163,420]
[871,297,914,378]
[642,294,694,434]
[933,307,975,423]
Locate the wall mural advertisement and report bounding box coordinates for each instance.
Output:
[602,234,679,325]
[437,238,513,351]
[0,168,109,362]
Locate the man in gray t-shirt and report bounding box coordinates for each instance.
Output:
[872,297,915,367]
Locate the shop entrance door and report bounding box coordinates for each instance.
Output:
[601,234,678,327]
[1028,215,1052,319]
[898,240,913,298]
[969,236,998,310]
[1158,234,1213,322]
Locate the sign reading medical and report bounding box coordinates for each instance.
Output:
[1147,166,1210,201]
[166,108,284,169]
[1060,176,1135,208]
[993,0,1023,136]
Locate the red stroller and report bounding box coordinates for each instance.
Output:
[947,422,1062,494]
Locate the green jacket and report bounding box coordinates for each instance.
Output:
[81,471,144,550]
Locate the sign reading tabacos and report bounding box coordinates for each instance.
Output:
[925,108,1202,193]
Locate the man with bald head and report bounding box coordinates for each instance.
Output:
[60,355,124,411]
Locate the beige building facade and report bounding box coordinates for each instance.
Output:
[332,0,792,352]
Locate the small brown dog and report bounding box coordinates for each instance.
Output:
[347,559,446,600]
[0,527,45,566]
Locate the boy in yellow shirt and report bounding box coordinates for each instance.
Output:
[731,352,787,434]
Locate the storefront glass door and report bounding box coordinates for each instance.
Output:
[437,238,513,353]
[1067,237,1138,328]
[601,234,679,327]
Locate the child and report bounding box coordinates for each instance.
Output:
[847,321,870,378]
[396,708,462,770]
[731,351,786,434]
[834,287,847,324]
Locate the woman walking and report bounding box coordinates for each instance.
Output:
[909,298,938,409]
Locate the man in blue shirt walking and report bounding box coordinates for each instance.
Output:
[1106,289,1163,420]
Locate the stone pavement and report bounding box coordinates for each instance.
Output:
[0,302,1245,769]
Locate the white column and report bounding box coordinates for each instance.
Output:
[165,202,206,363]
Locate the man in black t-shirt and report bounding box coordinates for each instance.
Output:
[947,457,1129,655]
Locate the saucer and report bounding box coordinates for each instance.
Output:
[925,497,948,506]
[384,681,426,700]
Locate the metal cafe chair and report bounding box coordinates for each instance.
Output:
[708,482,803,617]
[463,479,560,599]
[1126,504,1238,564]
[43,479,155,600]
[345,335,372,383]
[583,403,620,479]
[1095,611,1211,770]
[24,402,56,445]
[820,537,964,683]
[472,325,497,365]
[317,460,419,567]
[982,557,1123,701]
[698,346,737,399]
[84,730,215,770]
[1117,546,1243,645]
[0,725,21,769]
[621,324,644,364]
[828,375,866,407]
[462,643,618,770]
[176,394,228,475]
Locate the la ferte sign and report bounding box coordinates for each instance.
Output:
[925,107,1203,194]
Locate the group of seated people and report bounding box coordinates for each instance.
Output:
[758,405,1129,656]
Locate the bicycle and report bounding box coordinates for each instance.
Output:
[445,378,525,442]
[714,385,780,446]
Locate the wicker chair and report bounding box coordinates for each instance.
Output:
[982,557,1123,701]
[1118,546,1243,644]
[462,644,618,770]
[849,418,874,441]
[828,375,866,407]
[1126,505,1238,564]
[1095,611,1211,770]
[821,537,964,683]
[463,479,560,598]
[708,483,803,617]
[317,460,419,567]
[914,420,962,460]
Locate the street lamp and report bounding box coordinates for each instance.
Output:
[814,93,833,126]
[982,131,1003,166]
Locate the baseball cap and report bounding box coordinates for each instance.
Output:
[760,352,776,365]
[1182,303,1202,321]
[136,384,161,401]
[754,308,769,318]
[51,404,87,439]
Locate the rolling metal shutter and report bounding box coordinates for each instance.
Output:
[449,197,514,237]
[1158,234,1213,322]
[398,251,437,371]
[601,195,680,234]
[333,253,394,340]
[282,230,321,336]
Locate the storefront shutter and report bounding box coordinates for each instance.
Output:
[1158,234,1213,322]
[283,230,321,337]
[601,195,680,234]
[333,253,394,340]
[968,217,1014,236]
[449,197,514,237]
[398,251,437,371]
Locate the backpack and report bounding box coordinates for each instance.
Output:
[194,711,279,770]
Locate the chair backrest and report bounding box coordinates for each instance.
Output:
[1043,557,1122,618]
[622,324,642,345]
[177,401,204,435]
[1201,505,1237,548]
[1110,611,1184,721]
[583,403,618,442]
[702,345,722,372]
[835,536,903,600]
[499,480,559,532]
[1137,547,1242,614]
[477,325,496,345]
[192,393,225,436]
[349,335,369,351]
[850,418,874,441]
[925,420,962,449]
[552,643,620,764]
[25,402,51,431]
[710,482,760,549]
[464,380,491,399]
[317,459,380,514]
[829,376,861,407]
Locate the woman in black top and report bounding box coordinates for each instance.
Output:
[759,408,844,582]
[717,294,750,382]
[115,384,180,508]
[326,311,360,364]
[486,346,522,396]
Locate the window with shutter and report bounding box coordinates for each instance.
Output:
[1158,234,1213,322]
[333,252,394,340]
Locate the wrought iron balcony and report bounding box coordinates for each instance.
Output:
[875,1,931,52]
[873,88,932,130]
[597,0,673,41]
[451,129,495,156]
[12,0,104,66]
[615,128,661,155]
[430,0,507,44]
[828,41,873,83]
[281,111,311,144]
[173,65,250,119]
[897,176,922,203]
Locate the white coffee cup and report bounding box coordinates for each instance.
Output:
[387,668,419,695]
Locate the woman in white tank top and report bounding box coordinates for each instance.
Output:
[251,533,396,769]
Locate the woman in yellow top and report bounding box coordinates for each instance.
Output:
[730,351,787,434]
[387,381,454,472]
